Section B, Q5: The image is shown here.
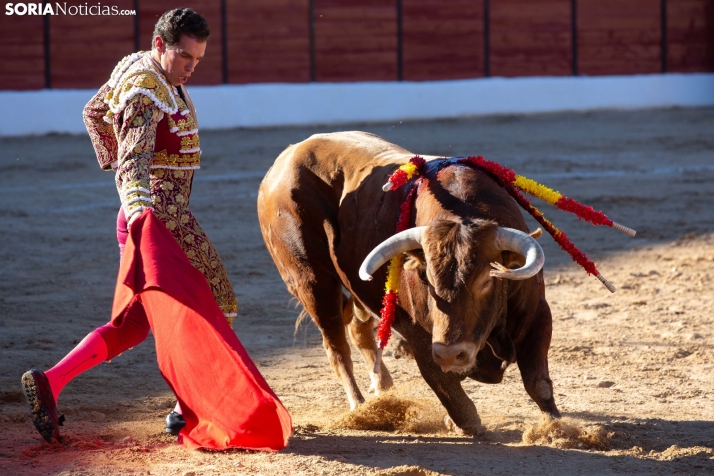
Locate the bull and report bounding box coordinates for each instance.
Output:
[257,132,560,434]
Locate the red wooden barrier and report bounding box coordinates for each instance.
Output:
[490,0,571,77]
[668,0,714,72]
[2,2,713,90]
[578,0,662,75]
[139,1,223,85]
[313,0,398,82]
[226,0,310,84]
[0,15,45,90]
[49,1,134,89]
[402,0,484,81]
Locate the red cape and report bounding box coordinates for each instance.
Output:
[111,210,292,450]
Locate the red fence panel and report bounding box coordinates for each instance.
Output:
[0,14,45,90]
[667,0,714,72]
[491,0,572,77]
[4,1,714,91]
[578,0,661,75]
[139,1,223,85]
[50,1,134,89]
[226,0,310,84]
[314,0,398,82]
[402,0,484,81]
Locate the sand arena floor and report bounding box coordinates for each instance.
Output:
[1,108,713,475]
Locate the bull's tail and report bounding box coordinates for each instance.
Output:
[293,306,310,336]
[292,290,351,337]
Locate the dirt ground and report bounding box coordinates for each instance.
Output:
[1,107,713,476]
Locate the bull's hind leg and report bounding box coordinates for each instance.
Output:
[263,210,365,409]
[299,280,365,410]
[516,297,561,418]
[345,298,394,395]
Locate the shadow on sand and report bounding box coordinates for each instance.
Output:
[286,416,714,475]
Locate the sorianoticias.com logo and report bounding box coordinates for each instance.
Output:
[5,3,136,15]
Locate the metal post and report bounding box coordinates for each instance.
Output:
[134,0,140,52]
[484,0,490,77]
[572,0,578,76]
[397,0,403,81]
[661,0,668,73]
[43,0,51,88]
[309,0,316,82]
[222,0,228,83]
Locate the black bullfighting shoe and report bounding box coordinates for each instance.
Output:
[165,411,186,435]
[21,369,63,443]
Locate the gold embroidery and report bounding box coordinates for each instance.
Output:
[149,168,238,322]
[134,74,157,89]
[83,83,118,171]
[152,149,201,168]
[105,55,178,120]
[180,135,200,149]
[125,190,150,201]
[168,113,196,134]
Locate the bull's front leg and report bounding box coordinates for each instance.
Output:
[516,297,560,418]
[346,299,394,395]
[398,321,482,435]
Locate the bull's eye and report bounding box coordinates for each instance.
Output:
[417,267,428,284]
[473,277,493,295]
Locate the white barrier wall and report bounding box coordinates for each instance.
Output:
[1,73,713,136]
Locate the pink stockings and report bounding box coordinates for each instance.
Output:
[44,332,107,402]
[45,298,151,402]
[44,208,152,402]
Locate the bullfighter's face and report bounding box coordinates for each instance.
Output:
[153,34,206,86]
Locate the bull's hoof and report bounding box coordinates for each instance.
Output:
[368,368,394,395]
[444,415,481,436]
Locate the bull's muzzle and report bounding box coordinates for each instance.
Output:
[432,342,478,374]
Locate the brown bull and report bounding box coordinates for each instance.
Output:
[257,131,560,434]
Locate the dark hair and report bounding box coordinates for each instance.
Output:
[152,8,210,48]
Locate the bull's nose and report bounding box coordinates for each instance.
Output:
[432,342,477,373]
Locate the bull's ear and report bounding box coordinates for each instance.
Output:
[486,331,516,364]
[502,250,526,270]
[403,250,425,270]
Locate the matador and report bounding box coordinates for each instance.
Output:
[21,8,247,443]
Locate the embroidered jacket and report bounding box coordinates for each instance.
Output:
[83,52,238,323]
[83,52,201,226]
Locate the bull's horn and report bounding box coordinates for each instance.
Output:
[359,227,427,281]
[491,227,545,280]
